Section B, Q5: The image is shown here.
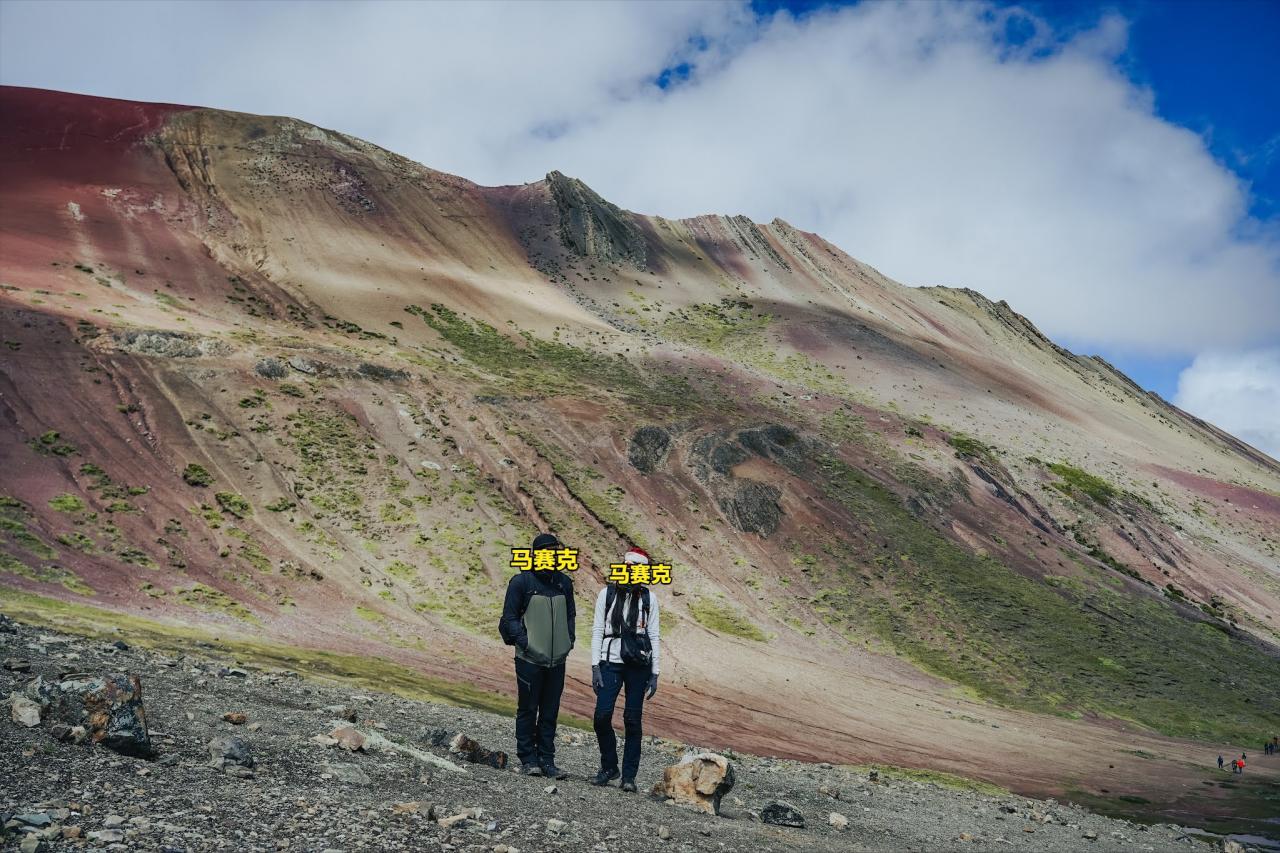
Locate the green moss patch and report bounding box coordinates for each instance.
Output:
[689,596,767,641]
[48,493,87,513]
[215,492,252,518]
[1048,462,1118,506]
[182,463,213,487]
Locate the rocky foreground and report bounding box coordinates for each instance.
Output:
[2,615,1215,853]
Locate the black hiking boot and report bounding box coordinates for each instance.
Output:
[541,762,569,780]
[590,767,620,786]
[620,778,638,793]
[519,763,543,776]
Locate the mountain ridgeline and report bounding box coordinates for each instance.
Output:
[1,86,1277,828]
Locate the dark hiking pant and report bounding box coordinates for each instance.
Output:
[515,657,564,766]
[593,661,650,780]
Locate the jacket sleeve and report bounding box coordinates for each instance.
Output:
[589,588,607,666]
[647,592,661,675]
[564,574,577,647]
[498,575,528,649]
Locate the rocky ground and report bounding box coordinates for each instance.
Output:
[2,615,1220,853]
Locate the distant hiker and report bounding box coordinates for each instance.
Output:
[1218,754,1224,770]
[499,532,575,779]
[590,546,661,792]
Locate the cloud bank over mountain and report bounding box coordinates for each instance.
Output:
[2,0,1276,454]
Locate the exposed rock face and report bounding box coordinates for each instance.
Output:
[34,674,152,757]
[113,330,230,358]
[688,431,785,536]
[718,479,783,537]
[651,752,736,815]
[628,426,671,473]
[546,170,647,267]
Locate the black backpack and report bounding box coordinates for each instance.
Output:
[602,585,652,666]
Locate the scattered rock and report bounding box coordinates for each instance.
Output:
[392,801,434,818]
[3,657,31,672]
[208,736,254,772]
[287,356,316,374]
[546,818,568,835]
[19,836,42,853]
[657,825,671,840]
[10,693,42,727]
[828,811,849,830]
[48,722,88,743]
[329,725,366,751]
[87,828,125,843]
[760,801,805,828]
[323,762,371,785]
[15,813,53,827]
[543,784,557,794]
[222,711,248,725]
[651,752,736,815]
[448,732,508,769]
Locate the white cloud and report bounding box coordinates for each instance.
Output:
[2,0,1278,443]
[1175,349,1280,460]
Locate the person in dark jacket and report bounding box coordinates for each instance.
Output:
[499,532,576,778]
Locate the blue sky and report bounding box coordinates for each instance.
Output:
[2,0,1277,453]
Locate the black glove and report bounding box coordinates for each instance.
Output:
[591,665,603,693]
[646,672,658,700]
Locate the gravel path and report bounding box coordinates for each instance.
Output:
[2,616,1210,852]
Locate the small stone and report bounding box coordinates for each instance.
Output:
[111,640,130,651]
[19,836,41,853]
[324,762,371,785]
[208,735,253,770]
[3,657,31,672]
[247,721,263,732]
[438,812,470,829]
[87,829,125,843]
[222,712,247,725]
[546,818,567,835]
[544,785,557,794]
[15,814,53,827]
[393,801,434,819]
[311,734,339,747]
[828,812,848,830]
[657,825,671,840]
[1083,830,1098,841]
[329,726,366,752]
[102,815,125,827]
[62,826,82,839]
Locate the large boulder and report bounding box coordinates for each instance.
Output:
[35,673,152,757]
[651,752,735,815]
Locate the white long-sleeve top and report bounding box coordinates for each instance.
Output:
[589,586,660,674]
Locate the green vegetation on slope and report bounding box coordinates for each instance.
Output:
[405,303,691,407]
[689,596,768,641]
[1048,462,1118,506]
[811,456,1278,744]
